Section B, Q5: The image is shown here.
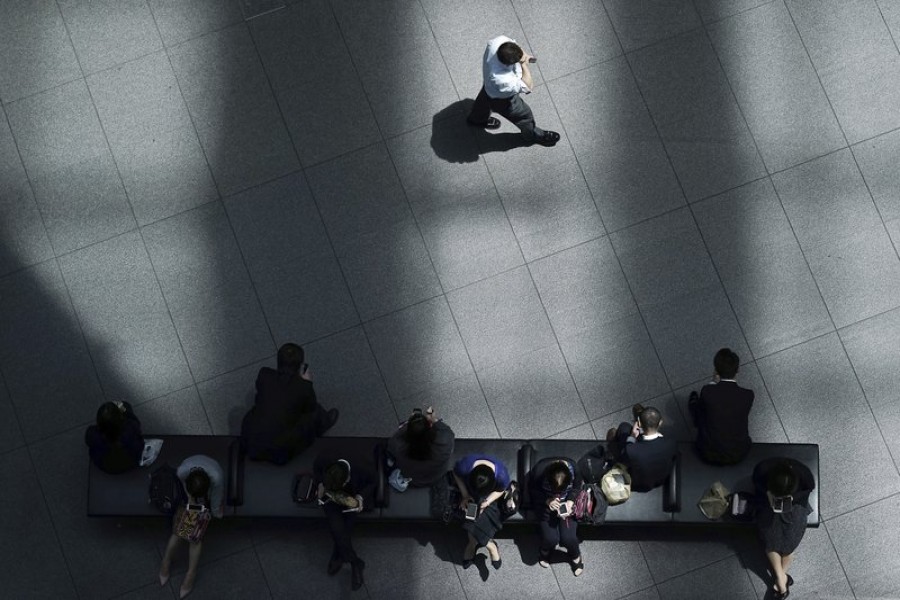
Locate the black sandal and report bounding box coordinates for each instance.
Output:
[571,557,584,577]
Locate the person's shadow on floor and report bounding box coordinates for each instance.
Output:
[431,99,529,164]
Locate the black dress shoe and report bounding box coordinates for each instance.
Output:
[632,403,646,422]
[535,131,560,146]
[467,116,501,130]
[351,560,365,591]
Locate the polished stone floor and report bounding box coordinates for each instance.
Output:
[2,0,900,598]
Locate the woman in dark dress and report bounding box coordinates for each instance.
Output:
[84,401,144,474]
[753,458,815,600]
[452,453,512,569]
[531,458,583,576]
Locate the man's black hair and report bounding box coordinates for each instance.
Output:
[276,343,304,376]
[497,42,523,65]
[639,406,662,430]
[713,348,740,379]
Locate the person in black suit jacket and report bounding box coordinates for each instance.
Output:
[314,456,375,591]
[689,348,754,465]
[240,343,339,465]
[607,406,677,492]
[84,401,145,474]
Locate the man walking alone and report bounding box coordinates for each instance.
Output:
[468,35,560,147]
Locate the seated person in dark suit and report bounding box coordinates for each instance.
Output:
[689,348,754,465]
[386,406,455,488]
[752,458,815,600]
[240,343,339,465]
[84,401,145,474]
[606,406,677,492]
[314,456,375,591]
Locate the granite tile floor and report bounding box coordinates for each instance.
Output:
[1,0,899,598]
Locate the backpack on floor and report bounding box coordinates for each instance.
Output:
[148,463,186,515]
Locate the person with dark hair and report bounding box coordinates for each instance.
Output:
[84,401,145,474]
[467,35,560,146]
[159,455,225,598]
[240,343,339,465]
[689,348,754,465]
[752,458,815,599]
[530,458,584,576]
[452,453,513,569]
[386,406,455,487]
[313,456,375,591]
[607,405,677,492]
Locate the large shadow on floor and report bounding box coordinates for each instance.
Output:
[432,99,529,163]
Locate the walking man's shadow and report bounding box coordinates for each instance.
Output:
[431,99,530,164]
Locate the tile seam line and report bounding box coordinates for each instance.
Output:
[778,0,900,470]
[821,520,861,600]
[294,1,402,422]
[484,0,604,435]
[624,39,759,372]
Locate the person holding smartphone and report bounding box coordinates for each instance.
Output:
[313,456,375,591]
[752,458,815,600]
[452,454,512,569]
[240,343,339,465]
[530,458,583,576]
[386,406,455,487]
[466,35,560,147]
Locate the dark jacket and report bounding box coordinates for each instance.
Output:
[529,457,580,517]
[622,434,677,492]
[313,455,376,512]
[241,367,319,463]
[84,401,144,474]
[696,380,754,465]
[386,420,455,487]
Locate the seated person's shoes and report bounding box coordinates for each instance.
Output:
[536,131,560,146]
[467,116,501,130]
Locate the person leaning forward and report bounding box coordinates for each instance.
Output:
[467,35,560,146]
[240,343,339,465]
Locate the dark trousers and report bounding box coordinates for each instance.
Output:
[607,421,634,461]
[323,502,361,565]
[539,514,580,557]
[468,86,544,141]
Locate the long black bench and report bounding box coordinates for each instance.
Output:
[88,435,819,527]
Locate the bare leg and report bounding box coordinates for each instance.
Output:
[766,551,788,593]
[159,534,181,585]
[180,541,203,598]
[781,552,794,587]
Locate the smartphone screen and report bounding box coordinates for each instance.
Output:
[465,502,478,520]
[186,503,204,512]
[558,502,571,517]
